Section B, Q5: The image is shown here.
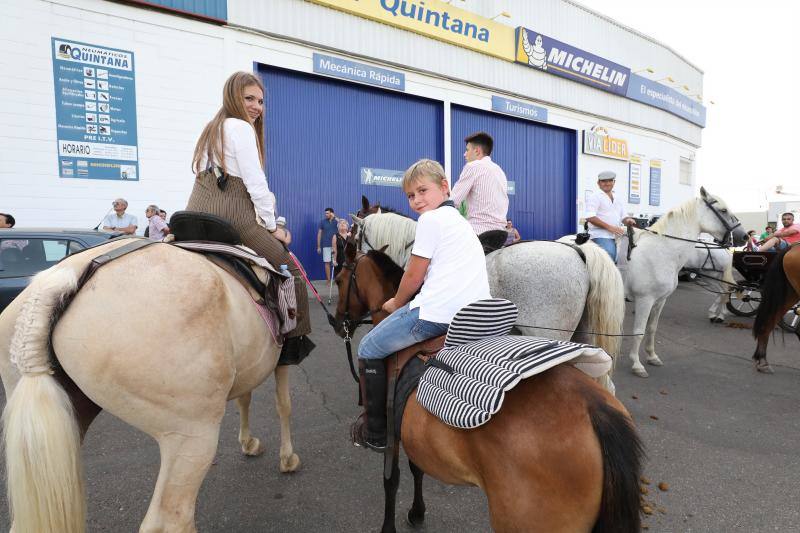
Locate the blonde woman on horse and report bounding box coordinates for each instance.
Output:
[353,159,491,451]
[188,71,312,361]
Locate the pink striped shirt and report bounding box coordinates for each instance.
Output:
[450,156,509,235]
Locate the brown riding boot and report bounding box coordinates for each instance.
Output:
[351,359,387,451]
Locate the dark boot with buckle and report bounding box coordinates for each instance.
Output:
[351,359,387,451]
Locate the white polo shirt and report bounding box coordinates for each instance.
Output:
[409,205,491,323]
[102,212,138,230]
[584,190,625,239]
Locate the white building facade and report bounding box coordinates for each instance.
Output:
[0,0,705,279]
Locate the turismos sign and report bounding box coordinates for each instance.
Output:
[515,27,630,96]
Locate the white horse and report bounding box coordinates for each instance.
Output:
[622,188,747,377]
[0,241,300,532]
[350,212,625,366]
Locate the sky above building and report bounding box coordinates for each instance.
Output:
[577,0,799,212]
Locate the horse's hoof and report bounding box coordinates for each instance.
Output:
[756,364,775,374]
[406,509,425,528]
[279,453,301,473]
[632,367,649,378]
[646,357,663,366]
[241,437,265,457]
[713,317,725,323]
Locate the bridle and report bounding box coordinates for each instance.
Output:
[702,196,742,247]
[337,252,382,382]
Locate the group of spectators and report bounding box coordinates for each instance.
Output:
[99,198,169,241]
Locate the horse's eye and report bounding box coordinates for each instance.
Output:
[719,208,728,213]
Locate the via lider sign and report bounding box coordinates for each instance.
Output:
[582,126,629,161]
[51,38,139,180]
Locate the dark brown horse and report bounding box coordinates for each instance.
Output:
[752,245,800,373]
[333,238,644,533]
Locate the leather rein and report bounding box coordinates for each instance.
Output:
[338,252,382,383]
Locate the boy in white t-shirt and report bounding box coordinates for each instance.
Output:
[353,159,491,451]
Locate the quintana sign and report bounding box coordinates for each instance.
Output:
[51,38,139,181]
[308,0,516,60]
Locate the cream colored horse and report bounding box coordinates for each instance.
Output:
[0,240,300,533]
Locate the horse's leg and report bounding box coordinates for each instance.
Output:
[236,392,265,456]
[407,460,426,527]
[628,296,656,377]
[274,365,301,472]
[140,421,222,533]
[752,331,774,374]
[644,297,668,366]
[381,444,401,533]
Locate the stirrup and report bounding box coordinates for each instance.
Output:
[350,414,386,451]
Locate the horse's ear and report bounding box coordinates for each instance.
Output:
[699,186,708,199]
[376,207,382,214]
[361,196,370,212]
[351,214,363,225]
[378,244,389,253]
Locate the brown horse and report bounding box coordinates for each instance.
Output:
[752,245,800,373]
[333,238,644,533]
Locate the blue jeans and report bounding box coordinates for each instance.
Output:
[358,304,449,360]
[592,238,617,262]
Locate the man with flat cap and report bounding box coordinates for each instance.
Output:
[584,171,636,262]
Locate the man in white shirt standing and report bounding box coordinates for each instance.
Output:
[584,171,636,262]
[102,198,138,235]
[450,132,509,252]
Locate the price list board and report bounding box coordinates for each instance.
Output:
[51,38,139,181]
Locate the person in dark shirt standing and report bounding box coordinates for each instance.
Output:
[316,207,338,281]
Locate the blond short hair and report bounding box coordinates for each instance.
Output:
[402,159,448,191]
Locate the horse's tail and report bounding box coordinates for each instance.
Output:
[589,396,644,533]
[581,242,625,358]
[3,266,86,533]
[753,248,790,338]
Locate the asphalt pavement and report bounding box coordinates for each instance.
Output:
[0,279,798,532]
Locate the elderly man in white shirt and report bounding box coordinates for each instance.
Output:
[102,198,138,235]
[584,171,636,262]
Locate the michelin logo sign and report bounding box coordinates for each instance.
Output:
[361,167,405,187]
[516,27,630,96]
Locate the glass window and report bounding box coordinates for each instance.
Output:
[679,157,693,186]
[0,238,76,278]
[43,240,69,262]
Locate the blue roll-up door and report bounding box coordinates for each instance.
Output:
[450,105,576,240]
[260,66,443,279]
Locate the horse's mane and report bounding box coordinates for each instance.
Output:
[365,250,404,286]
[362,213,417,268]
[648,198,699,235]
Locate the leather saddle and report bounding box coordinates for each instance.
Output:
[478,229,508,255]
[169,211,269,301]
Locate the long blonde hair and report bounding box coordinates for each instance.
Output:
[192,71,266,174]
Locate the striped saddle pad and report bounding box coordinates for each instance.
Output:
[415,299,612,429]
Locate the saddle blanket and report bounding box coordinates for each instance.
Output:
[415,335,612,429]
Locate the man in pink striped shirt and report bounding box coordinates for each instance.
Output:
[451,132,509,249]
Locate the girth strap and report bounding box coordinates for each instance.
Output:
[76,238,156,291]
